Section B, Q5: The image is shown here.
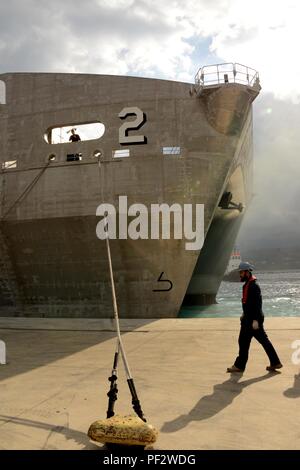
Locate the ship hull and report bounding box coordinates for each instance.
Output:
[0,71,259,317]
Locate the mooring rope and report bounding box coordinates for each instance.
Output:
[97,155,146,422]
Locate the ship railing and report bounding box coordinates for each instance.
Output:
[195,63,259,89]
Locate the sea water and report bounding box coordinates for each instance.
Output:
[179,270,300,318]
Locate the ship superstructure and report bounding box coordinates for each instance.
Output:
[225,248,242,275]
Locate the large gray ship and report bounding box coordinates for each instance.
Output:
[0,63,260,318]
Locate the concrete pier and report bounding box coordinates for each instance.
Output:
[0,317,299,450]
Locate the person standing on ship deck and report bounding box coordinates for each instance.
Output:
[69,128,81,142]
[227,262,283,373]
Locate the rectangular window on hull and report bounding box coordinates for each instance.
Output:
[0,80,6,104]
[66,153,82,162]
[2,160,17,169]
[113,149,130,158]
[162,146,181,155]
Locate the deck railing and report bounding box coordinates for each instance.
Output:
[195,63,259,88]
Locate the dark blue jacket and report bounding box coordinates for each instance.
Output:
[242,278,264,325]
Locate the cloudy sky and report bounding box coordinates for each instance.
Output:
[1,0,299,249]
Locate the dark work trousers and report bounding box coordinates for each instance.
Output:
[234,323,281,371]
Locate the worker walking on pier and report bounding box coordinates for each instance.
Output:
[227,262,282,373]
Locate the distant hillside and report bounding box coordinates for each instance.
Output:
[238,246,300,271]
